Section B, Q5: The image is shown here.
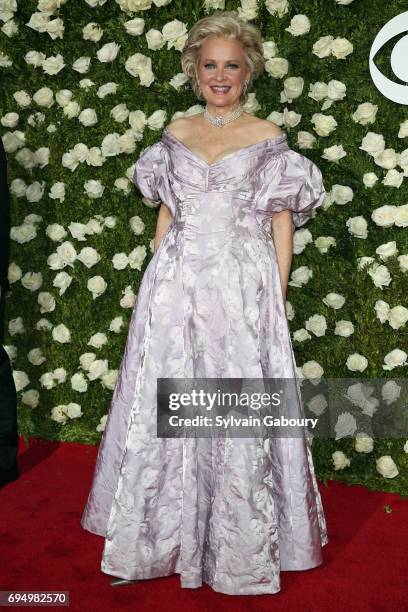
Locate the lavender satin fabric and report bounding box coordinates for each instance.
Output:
[81,127,328,595]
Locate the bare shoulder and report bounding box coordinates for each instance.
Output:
[247,117,284,140]
[165,116,198,138]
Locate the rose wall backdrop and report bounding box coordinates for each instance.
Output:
[0,0,407,496]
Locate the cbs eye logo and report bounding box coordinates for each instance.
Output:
[369,11,408,104]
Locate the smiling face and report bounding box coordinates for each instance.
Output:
[196,35,251,112]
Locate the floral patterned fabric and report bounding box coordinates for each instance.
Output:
[81,127,328,595]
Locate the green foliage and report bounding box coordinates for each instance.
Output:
[0,0,407,495]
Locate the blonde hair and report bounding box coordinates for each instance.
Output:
[180,10,265,105]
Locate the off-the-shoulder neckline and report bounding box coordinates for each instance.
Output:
[162,126,288,168]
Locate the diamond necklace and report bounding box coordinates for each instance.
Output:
[203,103,244,128]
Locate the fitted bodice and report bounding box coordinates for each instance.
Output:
[133,126,326,237]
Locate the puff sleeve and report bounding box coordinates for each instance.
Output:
[255,148,326,235]
[132,141,176,217]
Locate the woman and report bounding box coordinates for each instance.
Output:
[81,11,328,596]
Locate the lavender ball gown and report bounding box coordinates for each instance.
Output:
[81,126,329,595]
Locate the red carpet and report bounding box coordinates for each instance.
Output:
[0,437,406,611]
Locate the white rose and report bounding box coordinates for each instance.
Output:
[63,101,81,119]
[376,241,397,260]
[371,205,396,228]
[398,254,408,273]
[21,271,42,291]
[10,178,27,198]
[63,402,83,419]
[47,252,65,271]
[3,344,17,361]
[36,318,53,331]
[262,40,278,60]
[109,316,124,333]
[120,285,136,308]
[314,236,336,254]
[22,389,40,408]
[313,35,334,59]
[82,22,103,42]
[26,181,45,202]
[334,320,354,337]
[79,353,96,371]
[383,169,404,188]
[308,81,328,101]
[101,369,118,390]
[77,247,100,268]
[331,184,353,205]
[53,271,72,296]
[46,223,67,242]
[288,265,313,287]
[112,252,129,270]
[87,358,109,381]
[72,56,91,73]
[78,108,98,126]
[68,222,87,239]
[332,450,350,470]
[37,291,55,314]
[323,292,345,309]
[346,216,368,239]
[360,132,385,157]
[293,328,311,342]
[265,57,289,79]
[335,412,357,440]
[381,380,401,405]
[84,179,104,199]
[297,131,316,149]
[56,89,73,107]
[1,112,19,128]
[40,373,56,390]
[101,133,121,157]
[312,113,337,137]
[383,349,407,371]
[111,103,129,122]
[14,90,31,107]
[146,28,165,50]
[124,18,145,36]
[10,224,37,244]
[13,370,30,392]
[33,87,54,108]
[28,347,46,366]
[71,372,88,393]
[354,432,373,453]
[114,177,131,193]
[34,146,49,167]
[331,37,353,59]
[42,54,65,75]
[325,78,347,102]
[97,42,120,63]
[388,306,408,330]
[48,182,65,203]
[8,316,25,335]
[322,144,347,162]
[53,367,67,384]
[96,414,108,432]
[282,76,303,102]
[87,275,107,299]
[374,148,398,170]
[128,109,146,131]
[97,82,118,98]
[52,323,71,343]
[305,314,327,337]
[8,262,22,283]
[85,218,103,234]
[56,241,77,266]
[374,300,390,323]
[363,172,378,188]
[302,360,324,380]
[367,263,392,289]
[307,393,327,416]
[346,353,368,372]
[128,245,147,270]
[285,14,310,36]
[147,109,166,130]
[51,405,68,424]
[352,102,378,125]
[88,332,108,349]
[395,204,408,228]
[376,455,399,478]
[129,215,145,235]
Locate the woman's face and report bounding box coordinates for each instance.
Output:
[196,36,250,108]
